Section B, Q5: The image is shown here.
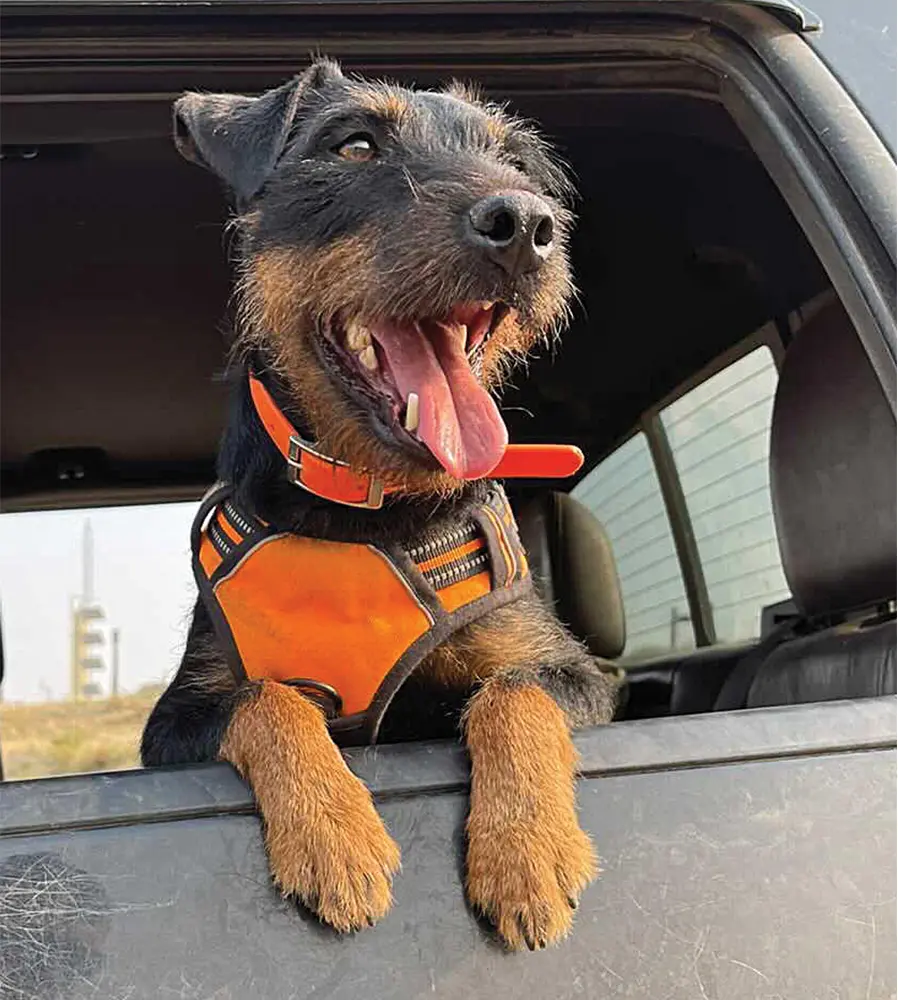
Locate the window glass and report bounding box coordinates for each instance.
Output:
[661,346,790,643]
[572,433,695,660]
[0,502,198,778]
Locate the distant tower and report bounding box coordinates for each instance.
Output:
[70,519,106,701]
[83,519,94,603]
[111,628,121,699]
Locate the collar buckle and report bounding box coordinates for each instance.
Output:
[287,435,386,510]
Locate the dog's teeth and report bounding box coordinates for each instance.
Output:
[347,321,372,352]
[359,345,378,371]
[404,393,420,433]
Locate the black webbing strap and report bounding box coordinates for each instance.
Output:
[190,482,234,558]
[190,482,248,685]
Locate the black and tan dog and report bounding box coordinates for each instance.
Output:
[141,60,619,951]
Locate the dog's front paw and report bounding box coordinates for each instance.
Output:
[463,682,599,950]
[266,766,401,933]
[466,804,597,950]
[220,683,401,933]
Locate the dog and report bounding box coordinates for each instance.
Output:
[141,59,620,951]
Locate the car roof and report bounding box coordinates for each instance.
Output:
[2,0,890,147]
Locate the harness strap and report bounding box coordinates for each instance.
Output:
[190,483,247,688]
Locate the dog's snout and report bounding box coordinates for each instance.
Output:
[466,193,556,277]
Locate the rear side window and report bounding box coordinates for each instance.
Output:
[660,346,790,644]
[573,329,790,658]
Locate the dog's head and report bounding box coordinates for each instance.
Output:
[175,60,575,491]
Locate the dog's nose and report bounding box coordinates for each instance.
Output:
[466,193,556,277]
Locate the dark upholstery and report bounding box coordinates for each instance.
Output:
[770,299,896,618]
[740,300,897,709]
[625,642,755,718]
[749,619,896,708]
[517,492,626,659]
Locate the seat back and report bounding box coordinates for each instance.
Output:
[724,299,896,709]
[771,299,895,618]
[516,491,626,660]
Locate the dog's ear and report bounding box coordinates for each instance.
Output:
[173,59,343,202]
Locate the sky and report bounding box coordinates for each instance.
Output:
[1,501,200,702]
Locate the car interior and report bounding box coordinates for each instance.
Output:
[519,294,896,719]
[1,56,895,764]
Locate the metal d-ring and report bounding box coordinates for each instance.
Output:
[280,678,344,719]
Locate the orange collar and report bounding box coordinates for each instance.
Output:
[248,372,584,509]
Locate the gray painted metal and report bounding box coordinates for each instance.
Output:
[1,698,894,999]
[0,0,812,26]
[799,0,897,154]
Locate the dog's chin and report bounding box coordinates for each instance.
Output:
[307,302,516,483]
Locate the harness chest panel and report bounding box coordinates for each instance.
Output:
[192,486,532,742]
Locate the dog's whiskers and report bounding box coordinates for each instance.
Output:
[401,167,422,202]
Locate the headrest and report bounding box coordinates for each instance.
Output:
[771,299,896,617]
[517,491,626,659]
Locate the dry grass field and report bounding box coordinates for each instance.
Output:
[0,687,163,780]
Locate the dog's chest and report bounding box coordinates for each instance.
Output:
[191,482,532,743]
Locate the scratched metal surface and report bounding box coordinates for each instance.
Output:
[0,698,895,1000]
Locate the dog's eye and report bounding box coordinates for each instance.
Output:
[336,134,378,162]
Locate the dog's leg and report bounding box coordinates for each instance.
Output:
[143,606,400,932]
[464,679,595,950]
[454,597,620,950]
[220,681,401,932]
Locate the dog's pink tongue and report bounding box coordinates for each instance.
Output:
[371,318,508,479]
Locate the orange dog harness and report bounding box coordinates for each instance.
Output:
[192,483,532,742]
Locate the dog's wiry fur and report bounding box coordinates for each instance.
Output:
[142,59,619,950]
[221,682,401,932]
